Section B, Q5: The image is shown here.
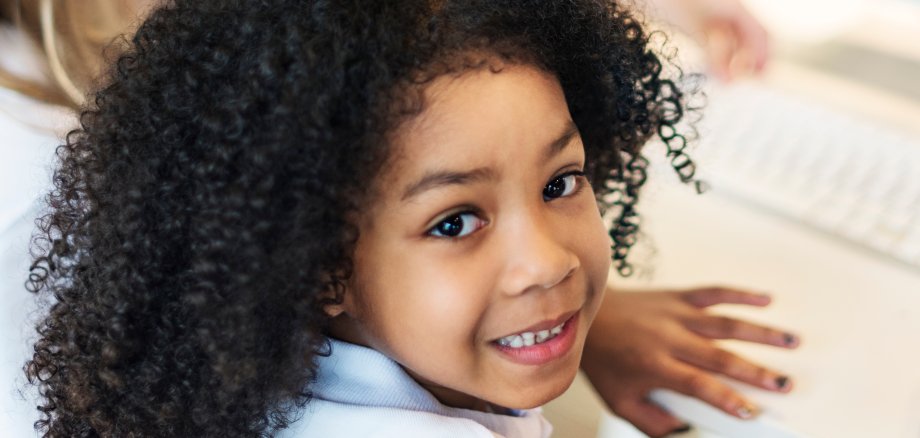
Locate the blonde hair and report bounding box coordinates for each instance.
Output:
[0,0,146,108]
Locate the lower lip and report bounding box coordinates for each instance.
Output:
[491,312,579,366]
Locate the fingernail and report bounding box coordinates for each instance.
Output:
[783,333,798,347]
[670,424,692,434]
[737,403,758,419]
[774,375,790,390]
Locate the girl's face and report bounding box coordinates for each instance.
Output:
[329,64,612,411]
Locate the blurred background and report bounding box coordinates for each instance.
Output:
[545,0,920,437]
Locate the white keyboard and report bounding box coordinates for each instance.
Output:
[693,83,920,270]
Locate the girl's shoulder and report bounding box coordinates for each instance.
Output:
[281,400,499,438]
[281,338,551,438]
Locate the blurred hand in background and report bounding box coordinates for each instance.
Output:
[643,0,770,81]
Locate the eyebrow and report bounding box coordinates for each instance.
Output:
[543,121,580,161]
[400,121,581,201]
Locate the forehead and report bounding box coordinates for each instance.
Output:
[382,64,572,182]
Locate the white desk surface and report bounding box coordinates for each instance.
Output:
[589,48,920,435]
[597,168,920,437]
[544,32,920,437]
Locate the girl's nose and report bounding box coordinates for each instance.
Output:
[497,213,580,297]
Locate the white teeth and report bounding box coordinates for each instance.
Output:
[522,332,535,347]
[496,320,566,349]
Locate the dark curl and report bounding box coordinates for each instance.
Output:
[26,0,698,436]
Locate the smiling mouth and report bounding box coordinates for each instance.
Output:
[491,309,578,347]
[490,311,580,366]
[494,319,567,348]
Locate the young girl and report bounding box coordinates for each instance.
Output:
[24,0,793,436]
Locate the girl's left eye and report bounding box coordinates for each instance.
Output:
[543,172,584,200]
[428,212,486,238]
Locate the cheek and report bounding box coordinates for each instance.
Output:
[354,244,494,359]
[591,217,613,277]
[574,205,613,315]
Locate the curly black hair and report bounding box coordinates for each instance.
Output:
[26,0,698,436]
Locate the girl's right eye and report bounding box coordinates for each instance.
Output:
[427,212,486,238]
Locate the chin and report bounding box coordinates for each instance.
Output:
[498,361,581,409]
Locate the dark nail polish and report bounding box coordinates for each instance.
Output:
[775,375,789,390]
[670,424,692,434]
[783,333,796,346]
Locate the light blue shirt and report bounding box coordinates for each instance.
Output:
[282,338,553,438]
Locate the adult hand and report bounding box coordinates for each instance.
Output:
[644,0,770,81]
[581,286,799,437]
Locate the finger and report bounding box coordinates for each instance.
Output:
[686,314,800,349]
[704,23,737,82]
[681,286,772,308]
[728,48,756,80]
[674,343,794,393]
[666,359,760,420]
[733,8,771,72]
[612,397,691,438]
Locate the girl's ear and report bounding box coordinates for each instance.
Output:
[323,301,347,318]
[323,286,370,346]
[319,270,357,318]
[322,284,356,318]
